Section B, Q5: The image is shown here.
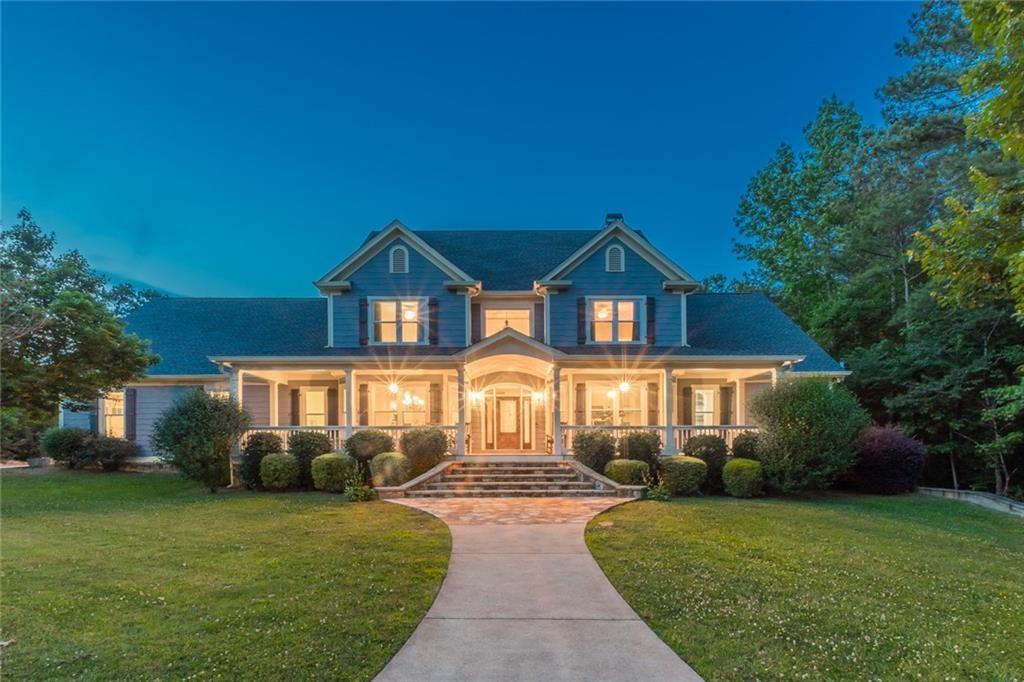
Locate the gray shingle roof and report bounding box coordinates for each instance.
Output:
[127,293,842,376]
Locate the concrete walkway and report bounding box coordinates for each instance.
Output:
[376,498,702,682]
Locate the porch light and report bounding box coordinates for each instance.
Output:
[606,389,618,399]
[388,382,400,394]
[619,381,631,393]
[469,390,485,403]
[531,391,545,403]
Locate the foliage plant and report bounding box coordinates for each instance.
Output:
[615,430,662,474]
[1,408,41,460]
[851,426,928,495]
[661,456,706,497]
[370,452,411,487]
[731,430,760,461]
[603,459,647,486]
[399,428,448,477]
[311,452,357,493]
[345,430,395,462]
[749,378,869,492]
[342,467,377,502]
[239,432,282,490]
[288,431,333,488]
[84,436,139,471]
[40,427,93,468]
[682,435,729,492]
[150,389,250,492]
[722,458,765,498]
[260,452,298,491]
[572,430,616,473]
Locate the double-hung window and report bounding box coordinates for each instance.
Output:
[372,299,424,344]
[589,298,642,343]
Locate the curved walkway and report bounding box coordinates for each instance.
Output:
[376,498,701,681]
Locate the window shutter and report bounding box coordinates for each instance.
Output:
[577,297,587,345]
[533,302,544,342]
[290,389,300,425]
[681,386,693,425]
[646,297,656,344]
[574,383,586,424]
[124,389,137,441]
[429,383,442,424]
[358,384,369,426]
[606,245,624,272]
[471,303,482,344]
[88,399,99,435]
[720,385,734,425]
[358,298,369,345]
[327,387,339,426]
[428,298,439,345]
[647,382,659,426]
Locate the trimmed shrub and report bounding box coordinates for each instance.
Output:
[150,389,250,492]
[345,430,395,462]
[572,430,616,473]
[615,430,662,474]
[731,430,760,461]
[400,428,448,477]
[604,459,648,485]
[260,452,298,491]
[85,436,139,471]
[41,427,93,467]
[241,432,283,490]
[311,452,358,493]
[371,451,411,487]
[289,431,333,488]
[750,378,870,492]
[852,426,927,494]
[661,456,707,496]
[723,458,764,498]
[683,435,729,492]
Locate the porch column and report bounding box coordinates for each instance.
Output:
[455,367,466,456]
[663,368,676,455]
[770,367,779,387]
[269,381,279,426]
[552,367,563,456]
[735,379,746,425]
[343,368,354,438]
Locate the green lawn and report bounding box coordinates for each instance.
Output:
[1,471,450,680]
[586,494,1023,681]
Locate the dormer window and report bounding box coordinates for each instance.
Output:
[389,245,409,274]
[588,297,643,343]
[605,245,625,273]
[371,298,426,344]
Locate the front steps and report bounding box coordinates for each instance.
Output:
[396,460,639,498]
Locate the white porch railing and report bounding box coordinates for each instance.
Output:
[560,424,757,454]
[240,425,460,453]
[674,425,757,450]
[352,425,459,453]
[560,425,665,454]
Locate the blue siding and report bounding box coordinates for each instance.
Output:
[548,237,682,347]
[332,237,467,347]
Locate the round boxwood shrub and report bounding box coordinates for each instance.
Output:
[572,430,616,473]
[616,431,662,474]
[723,458,764,498]
[683,435,729,492]
[345,429,395,462]
[400,427,448,477]
[260,452,298,491]
[241,431,283,490]
[311,452,358,493]
[604,459,648,485]
[85,436,139,471]
[288,431,333,488]
[371,451,411,487]
[661,456,707,496]
[852,426,927,494]
[731,430,760,461]
[41,427,93,468]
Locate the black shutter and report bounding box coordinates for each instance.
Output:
[574,383,586,424]
[646,297,656,344]
[720,385,734,426]
[429,383,442,424]
[327,387,339,426]
[647,382,659,425]
[290,389,300,425]
[124,389,137,441]
[470,303,482,343]
[681,386,693,425]
[577,297,587,345]
[358,384,369,426]
[533,302,545,342]
[88,399,99,435]
[428,298,439,345]
[358,298,369,345]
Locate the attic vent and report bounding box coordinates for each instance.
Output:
[606,245,625,273]
[389,245,409,274]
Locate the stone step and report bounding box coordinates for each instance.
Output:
[406,488,620,498]
[452,462,565,469]
[451,467,574,476]
[442,472,580,481]
[424,480,599,490]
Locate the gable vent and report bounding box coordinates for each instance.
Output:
[606,244,625,273]
[389,245,409,274]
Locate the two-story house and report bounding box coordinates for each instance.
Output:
[63,215,846,459]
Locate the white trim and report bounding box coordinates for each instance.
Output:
[605,244,625,273]
[585,296,646,345]
[367,296,429,346]
[327,294,335,347]
[455,327,565,360]
[680,291,689,347]
[543,291,554,344]
[389,245,409,274]
[463,291,472,346]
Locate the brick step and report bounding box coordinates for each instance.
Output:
[451,467,573,476]
[406,488,619,498]
[453,462,565,469]
[425,481,598,490]
[442,473,580,481]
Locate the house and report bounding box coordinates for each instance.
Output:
[64,215,846,459]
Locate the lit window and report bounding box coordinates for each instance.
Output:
[372,383,428,426]
[694,389,715,426]
[588,382,643,426]
[484,309,531,337]
[105,392,125,438]
[373,299,422,344]
[590,299,641,343]
[389,246,408,274]
[606,245,625,272]
[304,389,326,426]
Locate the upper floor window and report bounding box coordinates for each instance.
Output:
[589,297,642,343]
[371,298,425,344]
[389,245,409,274]
[484,308,531,337]
[605,245,625,273]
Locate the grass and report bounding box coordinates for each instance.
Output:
[1,470,450,680]
[586,493,1023,681]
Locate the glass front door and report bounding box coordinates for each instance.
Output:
[496,397,520,449]
[480,386,536,451]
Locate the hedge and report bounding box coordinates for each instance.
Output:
[662,456,707,496]
[723,458,765,498]
[371,451,412,487]
[260,452,298,490]
[311,452,358,493]
[604,459,648,486]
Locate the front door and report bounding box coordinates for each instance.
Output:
[496,397,520,449]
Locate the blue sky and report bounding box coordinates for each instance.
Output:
[2,2,916,297]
